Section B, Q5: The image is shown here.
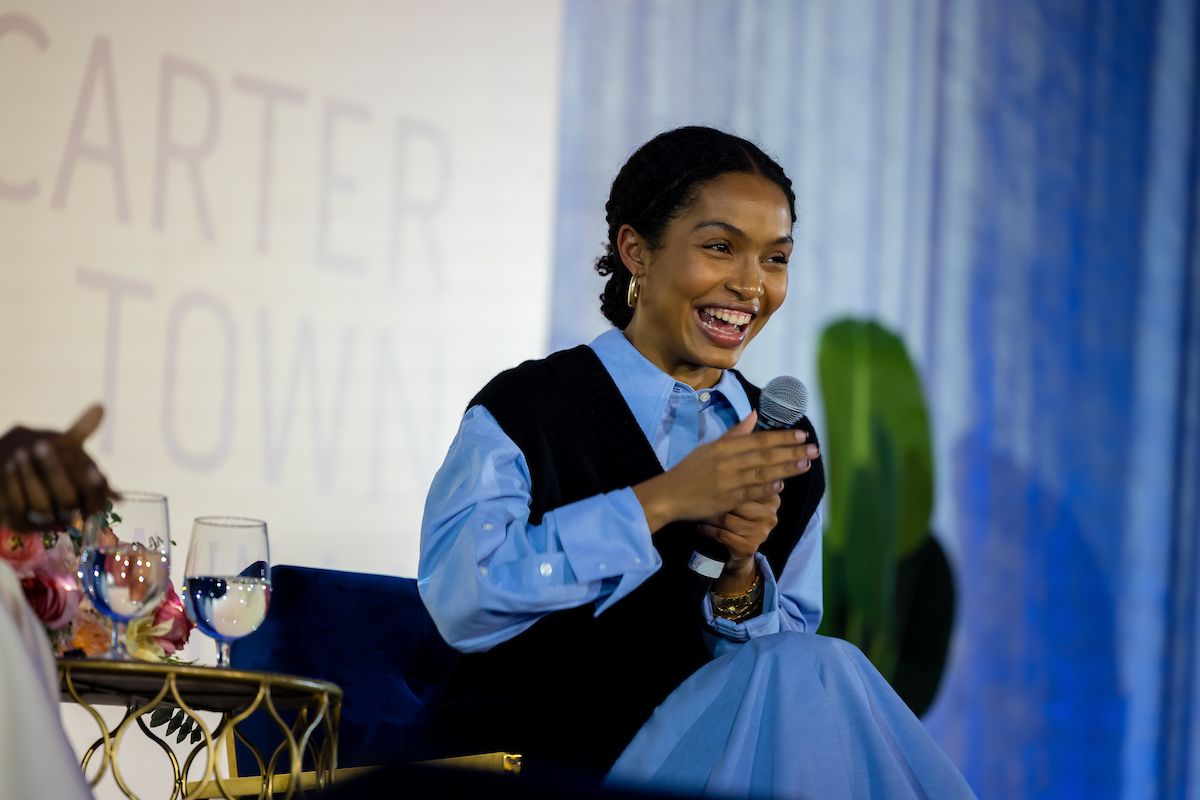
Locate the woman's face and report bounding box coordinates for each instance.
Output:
[621,172,793,389]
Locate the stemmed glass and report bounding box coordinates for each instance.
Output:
[182,517,271,668]
[78,492,171,661]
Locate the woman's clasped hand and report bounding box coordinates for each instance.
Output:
[632,410,820,536]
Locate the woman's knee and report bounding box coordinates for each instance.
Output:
[741,631,862,665]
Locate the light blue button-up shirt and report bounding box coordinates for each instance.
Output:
[418,329,823,657]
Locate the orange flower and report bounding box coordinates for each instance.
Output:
[71,606,113,657]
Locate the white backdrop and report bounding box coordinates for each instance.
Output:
[0,1,563,583]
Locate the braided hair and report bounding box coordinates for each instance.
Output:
[595,126,796,329]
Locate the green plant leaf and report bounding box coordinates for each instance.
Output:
[148,707,173,727]
[844,422,902,641]
[817,549,848,637]
[818,319,874,555]
[890,536,956,716]
[816,317,936,685]
[864,322,933,557]
[818,319,933,558]
[842,462,889,632]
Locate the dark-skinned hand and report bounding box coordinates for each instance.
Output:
[700,491,784,595]
[0,404,116,531]
[633,410,819,534]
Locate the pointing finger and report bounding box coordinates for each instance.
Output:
[64,404,104,444]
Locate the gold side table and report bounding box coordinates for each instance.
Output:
[59,658,342,800]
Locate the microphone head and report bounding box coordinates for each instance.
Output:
[758,376,808,429]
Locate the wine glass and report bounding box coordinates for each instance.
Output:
[182,517,271,668]
[78,492,171,661]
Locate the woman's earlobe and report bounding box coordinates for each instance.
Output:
[617,225,647,271]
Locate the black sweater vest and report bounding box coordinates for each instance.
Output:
[427,346,825,776]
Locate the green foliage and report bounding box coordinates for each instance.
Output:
[147,707,203,745]
[816,318,943,704]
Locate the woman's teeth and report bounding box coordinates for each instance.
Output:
[701,308,752,328]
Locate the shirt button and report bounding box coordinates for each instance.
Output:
[479,566,489,576]
[482,523,494,531]
[539,562,553,577]
[634,557,642,564]
[699,392,710,402]
[598,562,607,572]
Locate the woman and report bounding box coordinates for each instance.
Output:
[419,127,974,799]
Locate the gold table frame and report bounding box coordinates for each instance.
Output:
[58,659,342,800]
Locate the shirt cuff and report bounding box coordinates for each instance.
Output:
[554,486,660,585]
[703,553,782,642]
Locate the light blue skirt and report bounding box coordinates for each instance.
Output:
[607,633,976,799]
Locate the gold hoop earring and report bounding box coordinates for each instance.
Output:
[626,275,641,308]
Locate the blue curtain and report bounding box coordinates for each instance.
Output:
[547,2,1200,798]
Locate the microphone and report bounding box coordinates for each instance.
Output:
[687,376,810,579]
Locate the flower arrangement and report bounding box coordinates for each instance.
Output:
[125,583,193,661]
[0,516,193,660]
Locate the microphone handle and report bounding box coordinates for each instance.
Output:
[688,535,729,579]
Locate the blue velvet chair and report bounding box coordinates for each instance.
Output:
[228,565,477,777]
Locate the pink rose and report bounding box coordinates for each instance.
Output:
[21,568,81,630]
[0,528,46,577]
[151,583,194,655]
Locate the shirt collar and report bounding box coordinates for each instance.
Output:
[588,328,753,438]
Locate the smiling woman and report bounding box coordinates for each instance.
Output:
[617,171,792,384]
[415,127,975,799]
